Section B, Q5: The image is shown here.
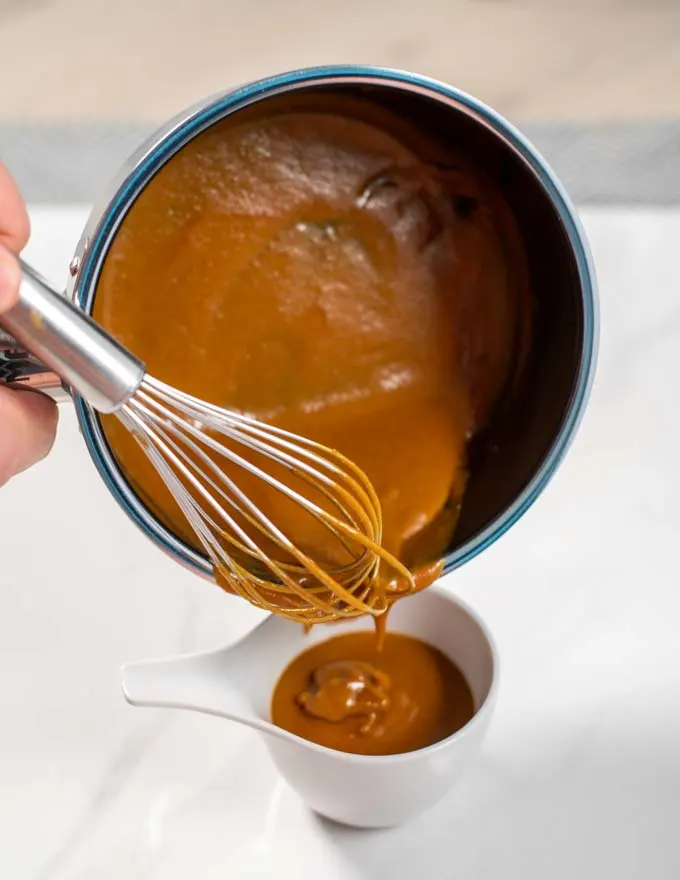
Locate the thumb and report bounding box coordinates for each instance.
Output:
[0,244,20,312]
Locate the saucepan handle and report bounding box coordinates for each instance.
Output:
[0,324,68,402]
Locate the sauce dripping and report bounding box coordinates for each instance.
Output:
[297,660,391,734]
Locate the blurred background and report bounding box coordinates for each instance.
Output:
[1,0,679,203]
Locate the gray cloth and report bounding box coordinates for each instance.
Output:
[1,121,679,204]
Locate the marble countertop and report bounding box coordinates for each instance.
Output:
[2,205,679,878]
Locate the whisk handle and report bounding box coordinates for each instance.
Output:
[0,259,145,413]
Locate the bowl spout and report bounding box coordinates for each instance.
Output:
[121,646,260,729]
[120,614,324,743]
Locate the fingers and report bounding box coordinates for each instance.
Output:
[0,164,57,482]
[0,164,57,484]
[0,387,58,486]
[0,159,28,311]
[0,162,30,253]
[0,244,20,312]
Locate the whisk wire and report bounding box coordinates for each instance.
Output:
[135,385,379,548]
[122,377,415,623]
[126,404,389,618]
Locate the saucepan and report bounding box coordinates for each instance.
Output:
[0,65,598,582]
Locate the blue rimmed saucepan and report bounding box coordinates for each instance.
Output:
[0,65,598,582]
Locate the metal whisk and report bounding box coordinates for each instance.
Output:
[0,260,414,622]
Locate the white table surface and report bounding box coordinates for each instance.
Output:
[2,206,678,879]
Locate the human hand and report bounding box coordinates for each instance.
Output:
[0,163,58,485]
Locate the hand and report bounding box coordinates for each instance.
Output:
[0,163,58,485]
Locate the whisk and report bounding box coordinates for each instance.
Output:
[0,259,414,623]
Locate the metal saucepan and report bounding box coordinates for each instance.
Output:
[0,65,598,581]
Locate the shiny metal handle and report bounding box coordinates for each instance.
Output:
[0,260,145,413]
[0,335,70,403]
